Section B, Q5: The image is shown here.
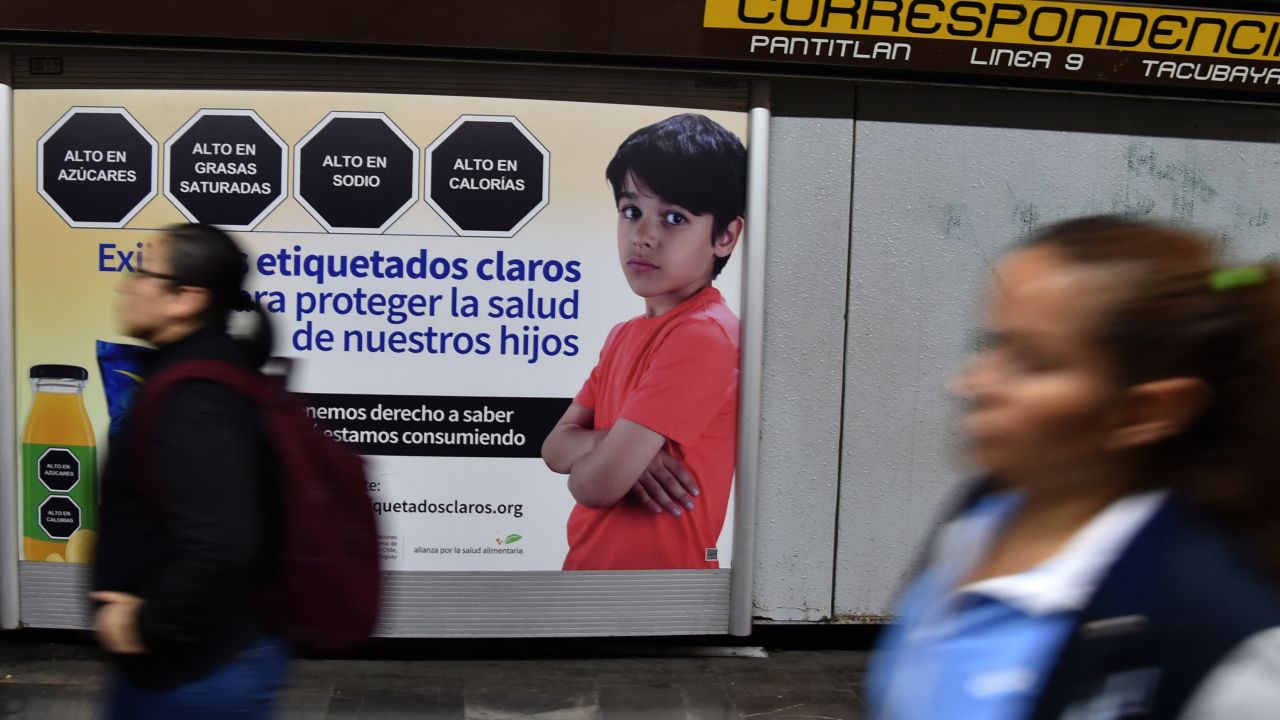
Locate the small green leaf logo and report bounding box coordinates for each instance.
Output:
[504,534,522,545]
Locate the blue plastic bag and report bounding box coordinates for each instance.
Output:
[96,340,153,434]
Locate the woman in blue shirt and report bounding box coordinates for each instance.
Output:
[869,216,1280,719]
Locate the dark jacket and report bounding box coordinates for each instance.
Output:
[915,477,1280,718]
[94,325,281,689]
[1030,498,1280,718]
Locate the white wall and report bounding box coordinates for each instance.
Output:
[753,84,855,622]
[755,81,1280,621]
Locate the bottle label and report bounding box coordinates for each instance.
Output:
[23,443,97,542]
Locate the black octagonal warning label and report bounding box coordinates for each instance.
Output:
[425,116,549,237]
[164,109,287,230]
[38,107,157,228]
[37,448,80,493]
[294,112,419,234]
[39,496,81,540]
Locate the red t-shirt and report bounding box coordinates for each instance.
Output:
[564,286,739,570]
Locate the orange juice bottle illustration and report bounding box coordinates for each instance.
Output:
[22,365,97,563]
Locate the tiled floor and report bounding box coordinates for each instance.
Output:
[1,634,871,719]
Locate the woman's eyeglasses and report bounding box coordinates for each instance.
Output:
[128,269,185,283]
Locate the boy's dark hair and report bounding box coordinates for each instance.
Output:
[606,113,747,279]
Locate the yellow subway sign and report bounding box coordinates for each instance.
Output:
[702,0,1280,96]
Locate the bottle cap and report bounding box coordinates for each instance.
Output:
[29,364,89,381]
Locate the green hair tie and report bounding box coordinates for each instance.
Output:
[1209,265,1269,292]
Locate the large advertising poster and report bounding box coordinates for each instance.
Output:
[12,89,746,572]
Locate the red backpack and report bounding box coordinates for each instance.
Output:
[131,359,381,651]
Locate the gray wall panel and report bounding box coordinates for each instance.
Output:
[753,82,854,623]
[20,564,730,636]
[10,49,749,110]
[18,562,93,630]
[379,571,729,636]
[837,85,1280,619]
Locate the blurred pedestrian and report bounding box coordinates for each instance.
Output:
[92,223,286,719]
[869,216,1280,719]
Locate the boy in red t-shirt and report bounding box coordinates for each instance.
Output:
[541,113,747,570]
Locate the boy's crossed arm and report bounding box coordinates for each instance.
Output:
[542,402,699,517]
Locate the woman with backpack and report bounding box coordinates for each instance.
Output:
[92,223,288,719]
